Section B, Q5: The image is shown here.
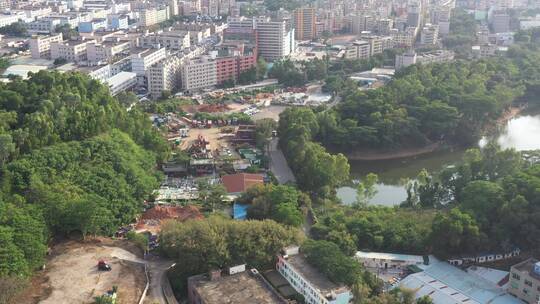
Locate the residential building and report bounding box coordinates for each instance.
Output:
[78,18,107,33]
[86,41,130,64]
[181,56,217,91]
[187,266,287,304]
[396,50,454,69]
[508,258,540,304]
[395,50,417,69]
[139,30,191,50]
[491,11,511,33]
[82,64,112,82]
[293,7,316,40]
[420,24,439,45]
[29,33,63,59]
[107,14,129,30]
[471,44,508,58]
[390,27,416,47]
[407,2,421,28]
[215,43,257,84]
[255,17,295,61]
[130,47,168,85]
[276,246,352,304]
[27,18,61,34]
[399,261,523,304]
[106,71,137,95]
[221,173,263,194]
[50,39,96,62]
[147,56,182,99]
[348,40,371,59]
[139,7,170,27]
[350,15,374,34]
[0,13,26,28]
[377,18,393,35]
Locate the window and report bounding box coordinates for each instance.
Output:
[512,273,521,281]
[525,279,533,287]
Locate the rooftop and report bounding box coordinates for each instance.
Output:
[189,270,286,304]
[513,258,540,280]
[356,251,425,264]
[400,261,522,304]
[106,71,136,87]
[221,173,264,194]
[286,254,346,295]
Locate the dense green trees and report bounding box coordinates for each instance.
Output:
[0,71,166,285]
[312,207,434,254]
[0,22,27,37]
[278,107,350,195]
[239,184,305,227]
[443,9,477,57]
[269,59,306,86]
[328,60,522,149]
[160,216,303,296]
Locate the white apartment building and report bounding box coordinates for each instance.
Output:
[390,28,416,47]
[395,50,455,70]
[147,55,182,99]
[377,18,393,35]
[29,33,63,59]
[395,50,417,70]
[138,7,170,27]
[130,47,167,85]
[106,71,137,95]
[181,56,217,91]
[50,39,96,62]
[84,64,112,82]
[255,17,295,61]
[345,40,371,59]
[86,41,130,64]
[139,30,191,50]
[421,24,439,45]
[276,246,352,304]
[0,13,26,28]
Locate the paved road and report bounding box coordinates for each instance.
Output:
[144,257,178,304]
[268,138,296,184]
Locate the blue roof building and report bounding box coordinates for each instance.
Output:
[399,261,522,304]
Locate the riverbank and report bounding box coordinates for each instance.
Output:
[344,105,525,161]
[345,142,442,161]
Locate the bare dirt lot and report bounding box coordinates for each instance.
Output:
[16,239,146,304]
[180,127,234,151]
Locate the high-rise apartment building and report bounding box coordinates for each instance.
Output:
[293,7,316,40]
[255,17,295,61]
[147,56,182,99]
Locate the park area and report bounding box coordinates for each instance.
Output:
[15,238,146,304]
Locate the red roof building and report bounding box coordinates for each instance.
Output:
[221,173,264,194]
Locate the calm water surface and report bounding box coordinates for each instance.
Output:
[337,113,540,206]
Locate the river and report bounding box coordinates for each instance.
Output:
[337,112,540,206]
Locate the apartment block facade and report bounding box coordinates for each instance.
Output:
[509,258,540,304]
[29,33,63,59]
[147,56,182,99]
[181,56,217,91]
[276,246,352,304]
[293,7,316,40]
